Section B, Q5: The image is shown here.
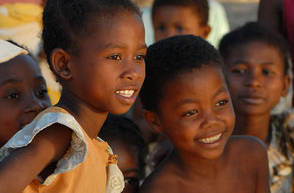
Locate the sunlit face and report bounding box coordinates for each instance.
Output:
[152,6,210,41]
[0,55,51,146]
[69,11,146,114]
[224,41,289,116]
[111,140,140,193]
[155,67,235,160]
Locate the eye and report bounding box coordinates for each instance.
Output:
[262,68,272,76]
[107,54,122,60]
[135,54,145,61]
[175,25,184,32]
[231,68,247,74]
[216,99,229,107]
[6,92,20,100]
[36,86,48,98]
[124,177,139,186]
[183,109,199,117]
[157,25,166,32]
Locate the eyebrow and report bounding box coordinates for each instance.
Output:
[102,43,147,50]
[231,59,275,66]
[0,78,21,87]
[175,98,198,108]
[0,76,45,87]
[213,87,227,98]
[123,168,139,175]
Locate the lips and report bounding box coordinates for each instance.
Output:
[198,133,223,144]
[239,95,266,105]
[115,85,140,105]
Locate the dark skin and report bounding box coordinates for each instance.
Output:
[141,67,269,193]
[152,5,211,42]
[0,55,51,147]
[111,140,141,193]
[0,11,146,193]
[224,41,290,144]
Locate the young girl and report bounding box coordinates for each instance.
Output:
[219,22,293,193]
[99,115,147,193]
[139,35,270,193]
[0,0,146,192]
[0,40,51,147]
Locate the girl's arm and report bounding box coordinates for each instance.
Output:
[0,124,72,193]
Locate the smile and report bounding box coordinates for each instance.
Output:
[198,133,222,144]
[115,89,135,98]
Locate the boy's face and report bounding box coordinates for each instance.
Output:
[224,41,290,116]
[152,6,210,42]
[67,11,146,115]
[111,140,140,193]
[150,66,235,160]
[0,55,51,146]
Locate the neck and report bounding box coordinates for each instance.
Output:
[57,89,108,139]
[171,149,224,179]
[234,112,271,143]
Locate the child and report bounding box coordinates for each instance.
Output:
[0,40,51,147]
[151,0,211,41]
[99,115,147,193]
[219,22,293,193]
[0,0,146,192]
[139,35,270,193]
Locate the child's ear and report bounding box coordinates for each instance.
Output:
[143,110,163,133]
[202,25,211,39]
[281,74,291,97]
[50,48,72,80]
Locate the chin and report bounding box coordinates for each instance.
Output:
[109,105,133,115]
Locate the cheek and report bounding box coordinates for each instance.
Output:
[219,106,235,131]
[0,108,20,143]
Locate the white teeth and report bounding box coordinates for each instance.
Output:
[199,133,222,144]
[116,90,134,98]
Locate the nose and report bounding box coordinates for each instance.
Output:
[120,59,144,81]
[244,70,262,88]
[24,95,48,113]
[199,109,220,129]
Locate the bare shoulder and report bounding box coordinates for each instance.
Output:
[226,135,268,165]
[140,163,179,193]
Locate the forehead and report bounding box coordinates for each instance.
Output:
[153,5,200,21]
[160,66,227,103]
[111,140,138,169]
[0,55,41,81]
[226,41,284,66]
[76,11,145,50]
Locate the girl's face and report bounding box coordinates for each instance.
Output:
[0,55,51,146]
[154,67,235,160]
[224,41,290,116]
[69,11,146,115]
[111,140,140,193]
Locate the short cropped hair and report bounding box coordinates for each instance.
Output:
[219,22,290,74]
[140,35,223,112]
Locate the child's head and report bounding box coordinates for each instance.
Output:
[42,0,146,114]
[99,115,146,193]
[0,40,51,146]
[219,22,290,116]
[152,0,210,41]
[140,35,235,160]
